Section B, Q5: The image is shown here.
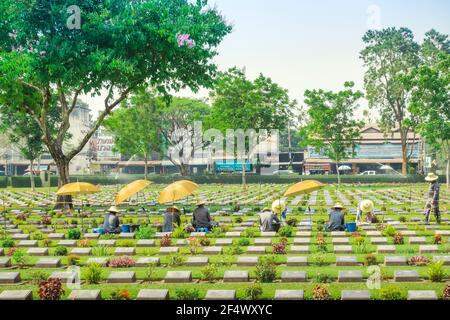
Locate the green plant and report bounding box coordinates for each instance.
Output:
[84,263,103,284]
[109,256,135,268]
[199,237,211,246]
[364,254,378,266]
[242,227,258,238]
[427,261,447,282]
[160,234,172,247]
[67,254,80,266]
[92,245,111,257]
[12,249,29,268]
[54,246,68,256]
[236,238,250,246]
[278,225,293,237]
[312,284,331,300]
[31,231,43,240]
[433,234,442,244]
[311,252,327,266]
[398,216,407,223]
[443,284,450,300]
[313,272,333,283]
[382,225,396,237]
[43,239,53,247]
[226,245,243,255]
[1,238,15,248]
[200,263,218,282]
[145,263,157,280]
[408,255,430,266]
[244,283,263,300]
[67,228,81,240]
[255,257,277,283]
[30,270,49,285]
[117,239,135,247]
[393,232,404,244]
[38,278,64,300]
[167,254,185,267]
[175,288,200,300]
[315,235,327,252]
[379,286,404,300]
[286,217,297,226]
[171,224,187,239]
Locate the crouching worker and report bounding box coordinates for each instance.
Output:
[163,206,182,232]
[356,199,377,224]
[259,207,281,232]
[325,203,346,231]
[192,200,217,231]
[103,206,121,234]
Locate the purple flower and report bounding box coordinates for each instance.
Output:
[176,33,195,48]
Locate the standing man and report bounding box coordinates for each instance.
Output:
[424,173,440,224]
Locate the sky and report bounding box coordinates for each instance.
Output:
[82,0,450,119]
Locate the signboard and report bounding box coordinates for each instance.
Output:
[214,161,251,172]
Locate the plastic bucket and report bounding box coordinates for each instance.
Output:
[93,228,105,235]
[346,222,357,232]
[121,224,131,233]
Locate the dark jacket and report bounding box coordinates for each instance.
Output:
[192,206,211,228]
[326,209,345,231]
[163,211,181,232]
[103,213,120,233]
[428,181,440,203]
[259,211,281,232]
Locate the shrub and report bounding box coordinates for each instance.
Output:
[187,237,201,255]
[85,263,103,284]
[286,217,297,227]
[109,256,135,268]
[364,254,378,266]
[443,284,450,300]
[313,273,333,283]
[242,227,258,238]
[31,231,43,240]
[235,217,243,223]
[38,278,64,300]
[66,254,80,266]
[110,289,131,300]
[393,232,404,245]
[433,234,442,244]
[311,252,327,266]
[176,288,200,300]
[92,245,111,257]
[353,236,366,246]
[315,235,327,252]
[199,237,211,246]
[1,238,15,248]
[54,246,68,256]
[382,225,396,237]
[226,245,243,255]
[408,255,430,266]
[278,225,293,237]
[67,228,81,240]
[255,257,277,283]
[200,263,218,282]
[398,216,407,223]
[272,242,286,255]
[30,270,49,285]
[244,284,263,300]
[43,239,53,247]
[172,225,187,239]
[117,240,135,247]
[78,239,91,247]
[379,286,404,300]
[427,261,447,282]
[160,234,172,247]
[312,284,331,300]
[41,216,52,226]
[236,238,250,246]
[145,263,157,280]
[167,254,185,267]
[6,247,16,256]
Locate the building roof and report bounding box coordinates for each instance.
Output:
[358,124,420,143]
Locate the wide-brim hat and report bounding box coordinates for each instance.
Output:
[271,199,286,214]
[167,206,181,213]
[332,203,344,210]
[261,207,271,212]
[108,206,120,214]
[425,173,438,182]
[359,199,374,213]
[196,199,206,206]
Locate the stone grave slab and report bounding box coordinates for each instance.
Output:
[341,290,370,300]
[159,247,179,255]
[336,256,358,266]
[36,258,61,268]
[407,290,438,300]
[237,256,259,266]
[281,271,307,282]
[114,247,136,256]
[370,237,388,245]
[419,245,438,253]
[48,233,65,240]
[365,231,381,237]
[17,240,38,248]
[338,270,363,282]
[290,245,309,254]
[118,232,135,239]
[0,258,11,268]
[87,258,109,267]
[57,240,77,247]
[384,256,407,266]
[260,231,276,237]
[274,290,304,300]
[377,245,396,253]
[205,290,236,300]
[215,239,233,246]
[225,232,241,238]
[394,270,420,282]
[186,256,209,267]
[68,289,101,300]
[287,256,308,266]
[12,234,30,240]
[0,272,20,284]
[176,240,187,246]
[0,290,32,300]
[223,270,249,282]
[27,248,48,256]
[165,271,192,283]
[332,238,349,245]
[246,246,265,254]
[107,271,136,283]
[254,238,271,246]
[293,238,310,245]
[334,245,353,254]
[432,256,450,265]
[136,289,169,300]
[409,237,426,245]
[295,231,311,237]
[71,248,92,256]
[83,233,100,240]
[203,246,223,255]
[98,240,116,247]
[49,271,77,282]
[331,231,346,237]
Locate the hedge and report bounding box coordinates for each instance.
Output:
[0,177,6,188]
[10,176,43,188]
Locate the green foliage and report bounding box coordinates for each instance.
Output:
[278,225,294,237]
[200,263,218,282]
[244,284,263,300]
[84,263,103,284]
[313,273,334,283]
[379,286,404,300]
[310,253,327,266]
[236,238,250,246]
[92,246,111,257]
[226,245,243,255]
[66,254,80,266]
[382,225,396,237]
[29,270,49,285]
[1,238,15,248]
[255,257,277,283]
[364,254,378,266]
[167,254,185,267]
[175,288,200,300]
[67,228,81,240]
[54,246,68,256]
[134,225,156,240]
[171,225,187,239]
[12,249,29,268]
[427,261,447,282]
[242,227,258,238]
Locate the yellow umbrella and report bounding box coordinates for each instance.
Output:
[283,180,325,197]
[56,182,101,196]
[158,180,199,204]
[114,179,153,205]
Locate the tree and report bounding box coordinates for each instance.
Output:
[360,27,420,175]
[209,68,296,187]
[159,97,211,176]
[0,0,231,207]
[299,82,364,186]
[406,30,450,186]
[103,90,161,180]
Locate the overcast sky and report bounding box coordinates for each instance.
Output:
[82,0,450,120]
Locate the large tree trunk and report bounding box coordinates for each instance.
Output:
[55,160,72,209]
[335,161,341,187]
[179,163,190,176]
[241,162,247,190]
[400,130,408,176]
[144,154,148,180]
[29,159,35,192]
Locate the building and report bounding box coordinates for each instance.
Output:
[304,124,422,174]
